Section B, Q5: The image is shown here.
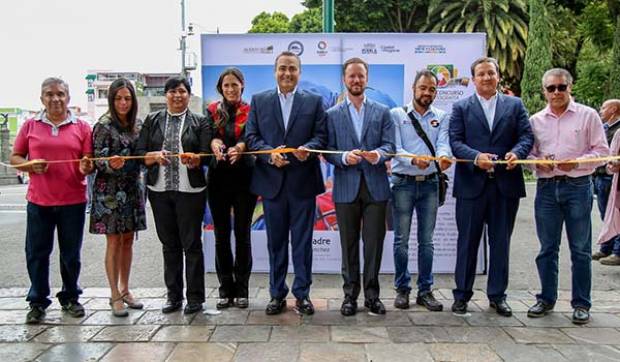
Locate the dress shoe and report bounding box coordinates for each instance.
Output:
[61,301,85,318]
[451,300,468,315]
[416,291,443,311]
[592,251,610,261]
[26,306,45,324]
[295,298,315,315]
[489,300,512,317]
[572,307,590,325]
[364,298,386,315]
[600,254,620,265]
[161,300,182,314]
[216,298,234,310]
[184,303,204,315]
[527,301,554,318]
[394,291,410,309]
[265,298,286,315]
[340,296,357,316]
[235,298,249,309]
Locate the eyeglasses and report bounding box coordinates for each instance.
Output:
[545,84,568,93]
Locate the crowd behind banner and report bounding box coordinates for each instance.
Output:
[10,51,620,325]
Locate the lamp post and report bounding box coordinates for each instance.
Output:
[180,0,188,78]
[322,0,334,33]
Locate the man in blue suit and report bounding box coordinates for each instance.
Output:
[449,57,534,316]
[324,57,395,316]
[245,51,327,316]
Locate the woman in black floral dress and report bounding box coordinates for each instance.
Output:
[89,78,146,317]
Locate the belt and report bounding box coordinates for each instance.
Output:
[393,173,437,182]
[541,175,591,182]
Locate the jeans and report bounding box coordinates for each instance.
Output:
[534,176,593,309]
[391,174,438,295]
[594,175,620,255]
[25,202,86,308]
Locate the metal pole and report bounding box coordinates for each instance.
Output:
[181,0,187,77]
[322,0,334,33]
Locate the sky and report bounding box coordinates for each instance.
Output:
[0,0,306,111]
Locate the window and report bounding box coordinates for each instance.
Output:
[97,89,108,99]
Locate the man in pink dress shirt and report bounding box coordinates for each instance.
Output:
[527,68,609,325]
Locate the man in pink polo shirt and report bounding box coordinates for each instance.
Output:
[527,68,609,325]
[10,77,94,324]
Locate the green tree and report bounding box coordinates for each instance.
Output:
[608,14,620,98]
[289,8,322,33]
[248,11,290,33]
[572,40,611,107]
[424,0,528,88]
[520,0,553,114]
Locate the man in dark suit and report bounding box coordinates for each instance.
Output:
[324,57,395,316]
[245,51,327,315]
[449,57,534,316]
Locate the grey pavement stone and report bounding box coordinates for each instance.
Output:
[151,325,214,342]
[191,309,249,325]
[136,310,195,325]
[208,287,258,298]
[553,344,620,361]
[302,310,358,326]
[568,313,620,328]
[91,325,160,342]
[81,309,144,325]
[475,299,531,313]
[492,342,568,362]
[299,343,366,362]
[464,312,524,327]
[234,342,300,362]
[247,310,302,326]
[100,342,174,362]
[0,342,50,362]
[429,343,502,362]
[352,311,412,326]
[513,312,575,327]
[591,290,620,301]
[82,297,166,310]
[561,327,620,345]
[129,287,168,298]
[387,326,450,343]
[0,310,30,324]
[408,311,469,326]
[591,301,620,313]
[81,287,114,298]
[0,298,28,309]
[270,325,329,342]
[42,310,93,325]
[36,342,114,362]
[506,290,537,300]
[0,325,47,342]
[331,326,390,343]
[166,342,236,362]
[503,327,574,344]
[210,325,271,342]
[443,327,514,345]
[0,288,28,297]
[33,325,103,343]
[365,343,433,362]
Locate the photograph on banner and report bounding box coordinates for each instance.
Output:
[200,33,485,274]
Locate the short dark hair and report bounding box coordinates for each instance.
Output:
[413,70,438,88]
[274,51,301,69]
[342,57,369,75]
[216,67,245,98]
[107,78,138,131]
[164,76,191,94]
[470,57,500,77]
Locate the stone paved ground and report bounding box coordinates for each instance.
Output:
[2,287,620,361]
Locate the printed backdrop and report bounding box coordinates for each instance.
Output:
[200,33,486,273]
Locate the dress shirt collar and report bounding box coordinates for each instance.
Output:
[167,109,188,118]
[345,94,367,108]
[277,86,297,99]
[475,91,497,105]
[34,110,77,124]
[542,100,577,118]
[406,101,438,119]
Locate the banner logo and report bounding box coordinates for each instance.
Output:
[362,43,377,55]
[317,41,329,56]
[288,41,304,56]
[243,45,273,54]
[427,64,469,88]
[380,45,400,53]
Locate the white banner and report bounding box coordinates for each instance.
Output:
[200,33,486,274]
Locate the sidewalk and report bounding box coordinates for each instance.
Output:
[2,286,620,361]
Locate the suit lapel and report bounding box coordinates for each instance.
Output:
[271,89,285,135]
[157,110,166,138]
[360,100,373,142]
[340,102,361,147]
[470,95,491,134]
[285,90,305,138]
[491,94,508,140]
[181,111,192,141]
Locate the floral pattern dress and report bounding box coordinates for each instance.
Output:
[89,114,147,234]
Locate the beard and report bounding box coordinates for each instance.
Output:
[414,95,432,109]
[346,84,365,97]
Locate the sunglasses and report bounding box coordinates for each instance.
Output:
[545,84,568,93]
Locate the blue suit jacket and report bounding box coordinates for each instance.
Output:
[324,99,395,203]
[449,93,534,199]
[245,88,327,199]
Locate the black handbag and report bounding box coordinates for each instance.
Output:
[404,109,449,206]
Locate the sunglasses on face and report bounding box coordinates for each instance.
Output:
[545,84,568,93]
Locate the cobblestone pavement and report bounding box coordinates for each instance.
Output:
[2,287,620,361]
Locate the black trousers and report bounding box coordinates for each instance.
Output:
[335,178,387,301]
[208,167,257,298]
[148,190,206,303]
